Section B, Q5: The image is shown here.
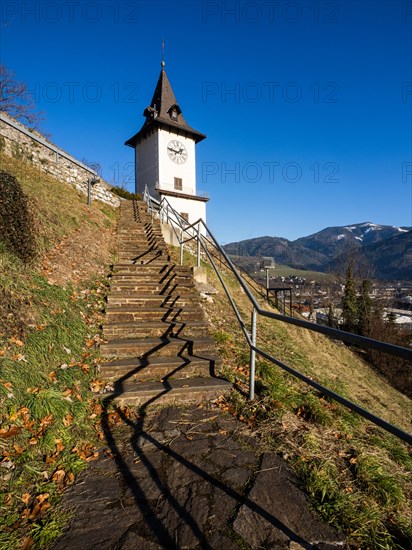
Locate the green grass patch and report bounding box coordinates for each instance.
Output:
[0,261,108,548]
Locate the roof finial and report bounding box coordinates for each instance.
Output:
[161,38,165,68]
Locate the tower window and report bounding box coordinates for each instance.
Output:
[174,177,182,191]
[171,109,178,120]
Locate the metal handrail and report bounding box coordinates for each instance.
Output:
[142,187,412,444]
[0,113,98,176]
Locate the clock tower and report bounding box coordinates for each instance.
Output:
[125,60,208,227]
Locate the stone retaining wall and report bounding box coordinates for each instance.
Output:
[0,114,120,208]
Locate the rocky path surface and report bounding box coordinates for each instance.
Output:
[52,403,345,550]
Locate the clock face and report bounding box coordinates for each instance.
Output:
[167,140,188,164]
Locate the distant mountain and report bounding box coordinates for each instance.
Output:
[295,222,410,257]
[359,230,412,280]
[224,222,412,280]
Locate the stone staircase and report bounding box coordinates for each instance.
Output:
[100,200,231,406]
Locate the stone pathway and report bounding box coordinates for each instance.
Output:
[52,200,345,548]
[52,403,345,549]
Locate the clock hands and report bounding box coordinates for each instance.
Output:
[168,146,186,156]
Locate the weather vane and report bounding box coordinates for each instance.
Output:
[161,38,165,67]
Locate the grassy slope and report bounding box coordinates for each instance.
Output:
[1,160,409,550]
[0,153,117,548]
[175,246,411,548]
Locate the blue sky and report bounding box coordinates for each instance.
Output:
[1,0,411,243]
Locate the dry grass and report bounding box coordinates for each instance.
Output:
[0,152,117,285]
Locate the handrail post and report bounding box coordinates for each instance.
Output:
[249,308,257,400]
[180,228,184,265]
[197,224,201,267]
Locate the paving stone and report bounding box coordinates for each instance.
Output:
[207,447,244,469]
[233,453,344,549]
[53,404,346,550]
[208,533,241,550]
[86,449,119,474]
[53,505,133,549]
[220,466,251,489]
[122,449,165,475]
[169,435,212,458]
[165,459,208,489]
[153,405,183,429]
[120,531,163,550]
[122,470,166,502]
[62,473,122,507]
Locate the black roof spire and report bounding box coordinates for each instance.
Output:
[125,59,206,147]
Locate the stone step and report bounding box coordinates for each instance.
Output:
[102,319,211,339]
[100,354,219,380]
[116,257,170,265]
[116,242,161,249]
[122,241,164,246]
[106,292,199,307]
[101,336,217,359]
[111,264,175,275]
[111,267,190,278]
[113,262,188,271]
[117,247,168,255]
[110,274,192,284]
[105,305,204,323]
[108,280,195,293]
[116,233,149,238]
[102,377,232,406]
[117,250,167,259]
[108,278,192,290]
[114,264,174,273]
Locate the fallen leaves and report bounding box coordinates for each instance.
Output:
[1,380,13,391]
[0,426,22,439]
[13,443,24,456]
[51,468,74,491]
[90,379,105,393]
[10,407,30,423]
[35,414,53,437]
[55,439,65,454]
[21,493,31,505]
[21,493,51,520]
[49,371,57,383]
[21,537,34,549]
[63,414,73,427]
[11,353,28,362]
[9,337,24,347]
[72,443,98,462]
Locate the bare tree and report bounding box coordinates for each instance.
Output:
[0,65,43,128]
[81,158,102,177]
